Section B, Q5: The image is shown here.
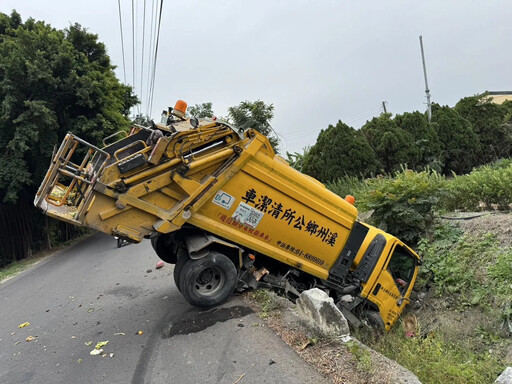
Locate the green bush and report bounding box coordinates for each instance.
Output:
[443,161,512,211]
[358,168,446,244]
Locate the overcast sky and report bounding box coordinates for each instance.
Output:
[1,1,511,154]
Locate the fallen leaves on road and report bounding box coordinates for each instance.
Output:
[26,336,35,342]
[18,322,30,328]
[84,341,93,346]
[90,349,103,356]
[77,358,82,364]
[114,332,125,336]
[110,353,114,358]
[95,341,109,349]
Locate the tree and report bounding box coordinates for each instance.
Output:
[286,146,310,172]
[302,121,379,182]
[188,102,214,118]
[394,111,442,171]
[361,114,420,173]
[0,11,137,266]
[455,94,512,164]
[227,100,279,151]
[0,16,136,202]
[430,104,481,175]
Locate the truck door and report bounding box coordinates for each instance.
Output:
[369,243,418,329]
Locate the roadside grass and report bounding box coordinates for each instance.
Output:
[346,340,374,374]
[251,288,286,319]
[0,255,46,282]
[0,232,95,283]
[418,223,512,319]
[359,221,511,384]
[366,325,503,384]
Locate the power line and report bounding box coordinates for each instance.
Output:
[131,0,135,91]
[140,0,147,110]
[145,0,157,116]
[148,0,164,117]
[342,105,382,123]
[117,0,127,84]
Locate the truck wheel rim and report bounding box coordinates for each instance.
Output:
[194,267,225,296]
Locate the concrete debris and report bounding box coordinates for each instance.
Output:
[296,288,350,338]
[90,348,103,356]
[495,367,512,384]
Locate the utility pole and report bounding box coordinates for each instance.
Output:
[419,35,432,122]
[382,101,387,114]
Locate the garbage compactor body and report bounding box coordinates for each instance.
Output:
[35,115,420,331]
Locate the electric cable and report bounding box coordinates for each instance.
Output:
[148,0,164,117]
[117,0,127,84]
[140,0,147,110]
[145,0,156,116]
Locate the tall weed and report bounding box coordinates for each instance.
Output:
[326,175,373,202]
[370,326,503,384]
[443,161,512,211]
[418,223,512,312]
[358,168,446,244]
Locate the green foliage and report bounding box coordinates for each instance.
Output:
[251,289,284,319]
[361,113,420,173]
[0,11,137,267]
[325,175,374,203]
[370,325,503,384]
[285,146,310,172]
[227,100,279,151]
[188,102,214,118]
[302,120,379,182]
[455,94,512,164]
[418,224,512,312]
[346,341,374,373]
[431,104,481,175]
[443,160,512,211]
[394,111,443,171]
[358,168,446,244]
[0,13,137,203]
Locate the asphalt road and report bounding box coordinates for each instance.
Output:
[0,233,328,384]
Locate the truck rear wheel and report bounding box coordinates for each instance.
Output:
[151,235,177,264]
[179,252,237,308]
[173,254,188,292]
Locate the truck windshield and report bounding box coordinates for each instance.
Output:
[386,245,416,295]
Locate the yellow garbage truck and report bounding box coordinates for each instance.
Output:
[34,100,420,331]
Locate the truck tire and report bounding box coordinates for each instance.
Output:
[178,252,237,308]
[150,235,177,264]
[173,254,188,293]
[362,310,385,332]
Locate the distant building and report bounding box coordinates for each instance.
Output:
[484,91,512,105]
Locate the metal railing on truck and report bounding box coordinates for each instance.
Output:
[34,133,110,224]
